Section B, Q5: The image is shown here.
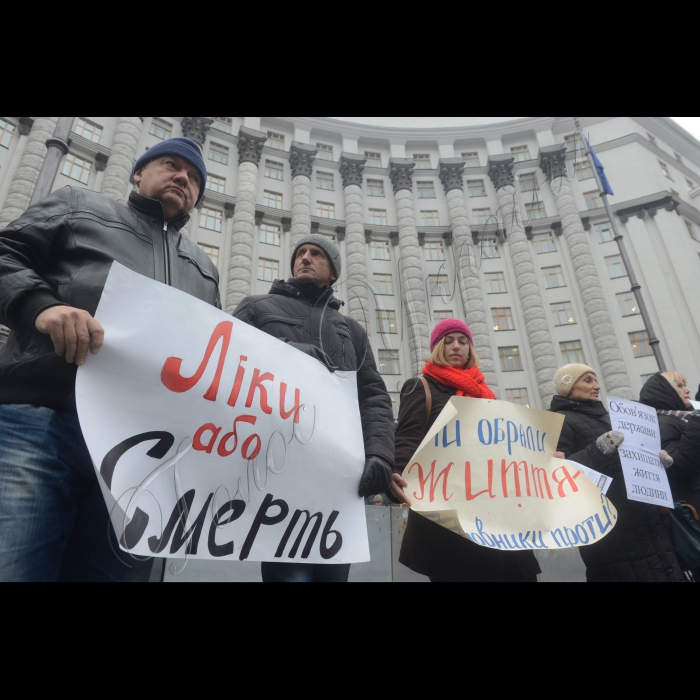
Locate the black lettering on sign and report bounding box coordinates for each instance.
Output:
[148,490,213,556]
[275,511,324,560]
[321,511,343,560]
[208,500,247,558]
[240,494,290,561]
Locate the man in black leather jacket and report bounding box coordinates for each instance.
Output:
[0,137,220,582]
[234,234,395,583]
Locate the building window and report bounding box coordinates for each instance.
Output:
[584,191,603,210]
[630,331,653,358]
[576,162,594,180]
[373,273,394,296]
[617,292,639,317]
[519,173,538,193]
[317,144,334,161]
[371,240,391,261]
[376,310,398,334]
[263,190,283,209]
[365,152,382,168]
[267,132,285,150]
[317,172,334,191]
[0,118,16,148]
[317,202,335,219]
[506,388,530,407]
[564,134,584,153]
[420,211,440,227]
[499,347,523,372]
[606,255,627,279]
[258,258,279,283]
[74,118,103,144]
[641,373,656,384]
[429,275,450,296]
[265,161,284,181]
[473,208,492,225]
[463,152,480,168]
[209,142,229,165]
[198,244,220,268]
[481,238,500,259]
[526,202,547,220]
[389,392,401,420]
[199,207,223,232]
[414,154,432,170]
[260,224,281,246]
[212,117,233,134]
[686,220,700,243]
[551,302,576,326]
[207,174,226,194]
[425,242,445,261]
[542,266,566,289]
[61,153,92,185]
[368,209,388,226]
[561,341,586,364]
[417,181,436,199]
[492,308,515,332]
[595,222,615,243]
[485,272,507,294]
[367,179,385,197]
[378,350,400,375]
[467,179,487,197]
[660,161,673,180]
[511,145,531,162]
[533,232,556,254]
[150,118,173,140]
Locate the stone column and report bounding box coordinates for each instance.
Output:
[340,153,370,329]
[225,127,267,314]
[181,117,214,148]
[390,159,431,376]
[488,155,558,407]
[289,143,318,249]
[540,145,634,399]
[30,117,76,207]
[101,117,145,201]
[439,158,497,387]
[0,117,59,228]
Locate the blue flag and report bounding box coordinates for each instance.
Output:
[587,139,614,196]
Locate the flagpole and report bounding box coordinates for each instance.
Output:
[573,117,667,374]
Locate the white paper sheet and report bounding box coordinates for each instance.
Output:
[568,462,612,495]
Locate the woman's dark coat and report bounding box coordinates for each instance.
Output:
[639,373,700,514]
[551,395,684,583]
[394,376,542,583]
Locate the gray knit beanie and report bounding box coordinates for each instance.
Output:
[291,235,342,280]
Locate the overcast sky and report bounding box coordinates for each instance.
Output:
[330,117,700,141]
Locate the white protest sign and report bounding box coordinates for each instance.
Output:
[76,263,370,565]
[607,396,674,508]
[569,462,612,495]
[691,401,700,411]
[403,398,618,551]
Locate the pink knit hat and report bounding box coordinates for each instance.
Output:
[431,319,474,351]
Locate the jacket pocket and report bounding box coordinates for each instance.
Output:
[330,322,356,371]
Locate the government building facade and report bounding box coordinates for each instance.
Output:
[1,116,699,414]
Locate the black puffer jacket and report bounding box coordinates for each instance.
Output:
[234,279,395,466]
[640,374,700,513]
[0,187,220,410]
[551,395,684,583]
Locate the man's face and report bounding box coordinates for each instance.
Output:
[133,156,201,221]
[294,245,336,287]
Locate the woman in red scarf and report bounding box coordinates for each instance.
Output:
[389,319,542,583]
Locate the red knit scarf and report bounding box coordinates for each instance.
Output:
[423,362,497,400]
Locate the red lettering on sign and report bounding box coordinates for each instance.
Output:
[552,465,580,499]
[408,461,454,503]
[280,383,302,424]
[227,356,248,408]
[217,416,257,457]
[193,424,222,454]
[502,460,527,499]
[465,460,496,501]
[245,369,275,415]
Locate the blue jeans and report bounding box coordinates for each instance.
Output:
[0,403,154,583]
[262,563,351,583]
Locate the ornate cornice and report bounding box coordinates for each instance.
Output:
[237,126,267,166]
[390,158,415,194]
[18,117,34,136]
[539,144,569,181]
[488,155,516,191]
[439,157,466,194]
[290,142,318,179]
[181,117,214,147]
[339,152,367,188]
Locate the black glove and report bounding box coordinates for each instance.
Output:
[359,456,394,498]
[288,342,336,373]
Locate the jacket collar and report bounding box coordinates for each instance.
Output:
[269,278,343,311]
[550,395,610,416]
[128,191,190,232]
[639,373,688,411]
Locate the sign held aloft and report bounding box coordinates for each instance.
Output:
[403,399,618,551]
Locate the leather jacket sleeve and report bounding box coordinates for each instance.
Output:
[558,418,615,471]
[662,415,700,482]
[0,187,73,330]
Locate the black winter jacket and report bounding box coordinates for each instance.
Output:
[551,395,684,583]
[640,374,700,513]
[0,187,221,410]
[233,279,395,467]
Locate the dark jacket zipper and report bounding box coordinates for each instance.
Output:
[162,221,171,286]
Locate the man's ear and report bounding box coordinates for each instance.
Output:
[133,169,143,187]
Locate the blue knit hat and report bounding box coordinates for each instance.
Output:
[134,137,207,206]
